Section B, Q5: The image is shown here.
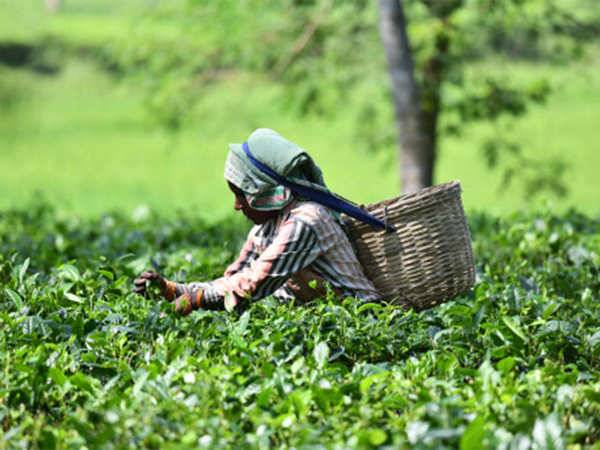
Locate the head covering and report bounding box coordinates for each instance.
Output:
[225,128,327,211]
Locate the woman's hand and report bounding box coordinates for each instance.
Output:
[134,271,204,315]
[133,270,167,298]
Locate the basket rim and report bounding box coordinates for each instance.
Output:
[344,180,463,233]
[367,180,461,210]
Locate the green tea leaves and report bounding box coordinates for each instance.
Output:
[532,414,564,450]
[0,207,598,447]
[460,416,486,450]
[58,264,81,283]
[501,316,529,343]
[4,287,22,309]
[313,341,330,369]
[18,257,30,286]
[64,292,84,304]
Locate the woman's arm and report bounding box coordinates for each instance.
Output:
[166,217,324,312]
[135,219,324,313]
[162,225,263,311]
[220,217,323,309]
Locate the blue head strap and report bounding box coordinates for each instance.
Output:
[242,141,394,232]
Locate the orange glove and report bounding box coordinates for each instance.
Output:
[173,289,204,316]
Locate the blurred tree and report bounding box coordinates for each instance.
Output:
[113,0,599,195]
[45,0,61,13]
[379,0,432,192]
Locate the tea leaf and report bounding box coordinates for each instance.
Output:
[460,416,485,450]
[313,341,330,369]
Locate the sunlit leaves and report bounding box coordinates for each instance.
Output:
[0,205,598,447]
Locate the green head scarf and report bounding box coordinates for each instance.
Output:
[224,128,327,211]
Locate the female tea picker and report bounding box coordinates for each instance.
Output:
[133,129,392,315]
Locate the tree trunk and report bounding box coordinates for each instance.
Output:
[45,0,61,13]
[378,0,435,194]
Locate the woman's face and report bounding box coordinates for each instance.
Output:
[228,182,279,224]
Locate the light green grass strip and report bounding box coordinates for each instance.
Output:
[1,57,599,218]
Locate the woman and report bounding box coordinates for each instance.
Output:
[134,129,380,314]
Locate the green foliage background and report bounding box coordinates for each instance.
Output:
[1,204,599,448]
[1,1,599,448]
[0,0,599,216]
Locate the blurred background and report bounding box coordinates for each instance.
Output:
[1,0,599,220]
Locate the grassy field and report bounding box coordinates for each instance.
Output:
[0,60,400,220]
[1,56,599,220]
[1,203,598,448]
[1,0,599,219]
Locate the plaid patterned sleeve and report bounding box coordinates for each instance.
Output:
[164,219,321,310]
[221,217,322,306]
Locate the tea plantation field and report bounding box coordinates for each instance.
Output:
[1,204,599,449]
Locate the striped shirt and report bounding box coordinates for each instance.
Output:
[171,200,380,310]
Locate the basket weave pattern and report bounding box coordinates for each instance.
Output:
[344,181,475,310]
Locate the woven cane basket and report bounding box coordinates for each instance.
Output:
[343,181,475,311]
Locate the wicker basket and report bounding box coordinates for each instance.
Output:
[343,181,475,311]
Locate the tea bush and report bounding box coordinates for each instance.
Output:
[0,203,598,449]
